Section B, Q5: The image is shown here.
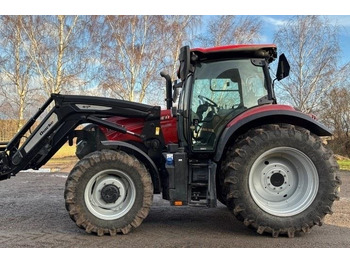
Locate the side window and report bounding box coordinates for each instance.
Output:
[240,63,266,108]
[190,59,267,151]
[191,68,242,122]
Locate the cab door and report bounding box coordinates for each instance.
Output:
[189,59,268,152]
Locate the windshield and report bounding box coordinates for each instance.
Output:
[190,59,268,151]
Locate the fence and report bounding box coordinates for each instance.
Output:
[0,120,21,142]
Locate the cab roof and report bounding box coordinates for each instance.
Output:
[190,44,277,63]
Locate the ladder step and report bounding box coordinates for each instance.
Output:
[189,201,207,207]
[190,163,209,167]
[191,182,207,187]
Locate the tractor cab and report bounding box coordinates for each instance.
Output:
[171,44,289,153]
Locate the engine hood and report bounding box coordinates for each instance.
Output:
[100,109,178,145]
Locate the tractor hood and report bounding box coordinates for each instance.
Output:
[101,109,178,145]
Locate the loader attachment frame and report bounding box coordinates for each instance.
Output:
[0,93,163,181]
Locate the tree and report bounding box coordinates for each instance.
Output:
[163,16,201,80]
[320,87,350,156]
[97,15,185,104]
[0,16,35,130]
[273,15,349,114]
[21,15,93,97]
[199,15,262,47]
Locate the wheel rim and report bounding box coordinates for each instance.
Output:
[84,169,136,220]
[248,147,319,217]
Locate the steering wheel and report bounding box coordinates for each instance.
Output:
[198,95,217,107]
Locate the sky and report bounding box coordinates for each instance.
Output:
[3,0,348,63]
[258,15,350,65]
[2,1,349,66]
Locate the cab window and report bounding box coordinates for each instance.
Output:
[190,59,267,151]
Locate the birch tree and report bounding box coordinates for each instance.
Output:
[273,15,349,114]
[0,16,35,130]
[199,15,262,47]
[95,15,201,105]
[22,15,92,97]
[164,16,201,80]
[97,15,171,103]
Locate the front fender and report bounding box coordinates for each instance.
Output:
[214,105,332,162]
[100,141,161,194]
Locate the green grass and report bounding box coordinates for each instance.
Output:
[337,160,350,171]
[45,143,78,171]
[52,143,76,159]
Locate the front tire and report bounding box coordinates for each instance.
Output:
[222,124,341,237]
[64,149,153,236]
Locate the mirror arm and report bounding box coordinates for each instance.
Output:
[272,77,277,87]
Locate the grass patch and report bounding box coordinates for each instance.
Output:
[337,160,350,171]
[52,143,76,159]
[45,143,78,172]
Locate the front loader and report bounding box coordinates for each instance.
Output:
[0,44,341,237]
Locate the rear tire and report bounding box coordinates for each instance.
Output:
[64,149,153,236]
[222,124,341,237]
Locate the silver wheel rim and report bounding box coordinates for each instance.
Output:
[84,169,136,220]
[249,147,319,217]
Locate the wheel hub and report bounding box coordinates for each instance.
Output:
[101,184,120,203]
[270,172,285,187]
[261,163,290,194]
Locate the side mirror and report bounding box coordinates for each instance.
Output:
[179,46,190,81]
[276,53,290,81]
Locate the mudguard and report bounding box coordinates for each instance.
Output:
[214,104,332,162]
[100,140,161,194]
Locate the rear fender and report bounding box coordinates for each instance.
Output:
[100,141,161,194]
[214,107,332,162]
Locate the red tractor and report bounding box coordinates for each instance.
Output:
[0,44,341,237]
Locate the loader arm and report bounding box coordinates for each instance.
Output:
[0,93,163,181]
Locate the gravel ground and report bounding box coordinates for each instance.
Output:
[0,168,349,248]
[324,171,350,228]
